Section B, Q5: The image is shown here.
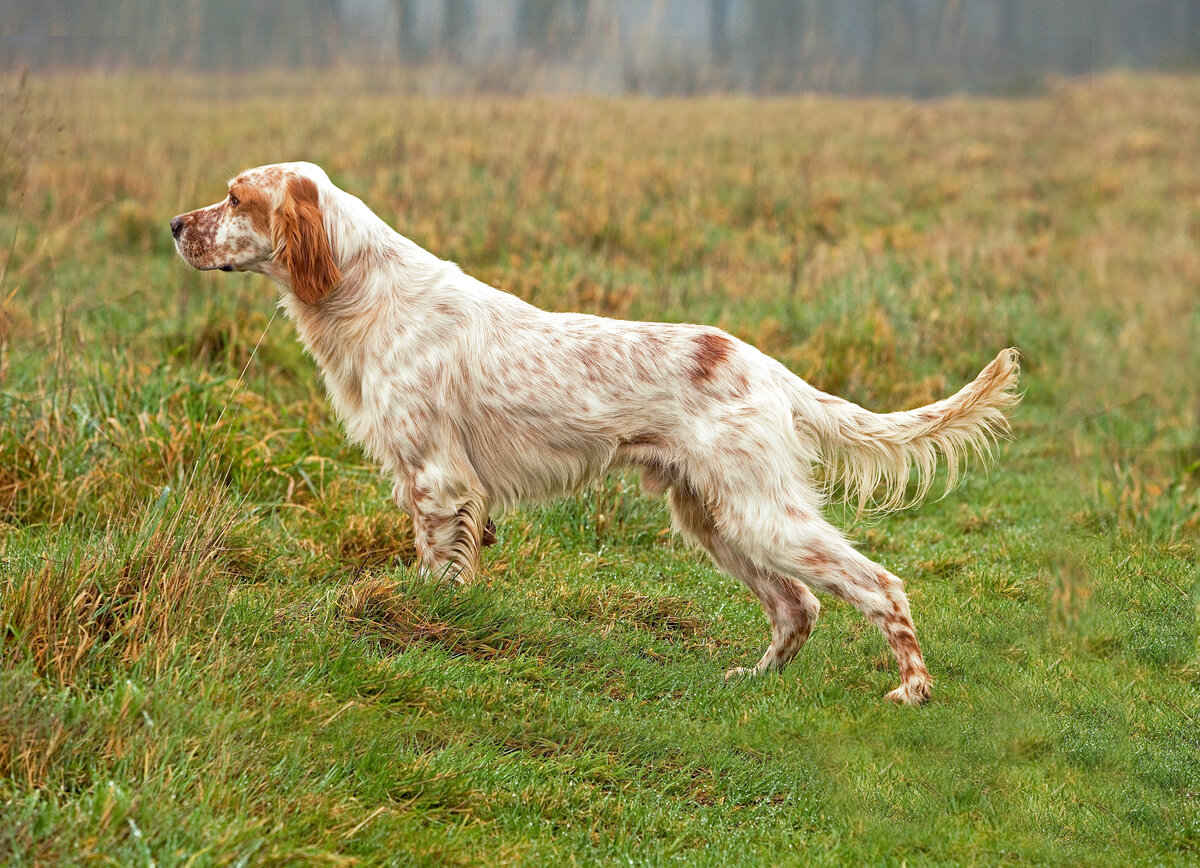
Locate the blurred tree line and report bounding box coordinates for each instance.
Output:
[3,0,1199,95]
[2,0,343,69]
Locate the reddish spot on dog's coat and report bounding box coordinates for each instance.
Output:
[690,332,733,384]
[801,549,834,572]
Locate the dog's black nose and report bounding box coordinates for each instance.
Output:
[170,216,185,238]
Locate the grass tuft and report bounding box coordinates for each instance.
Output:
[1,487,237,685]
[338,575,534,662]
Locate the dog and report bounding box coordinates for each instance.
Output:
[172,162,1020,704]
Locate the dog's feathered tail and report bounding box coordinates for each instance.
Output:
[793,348,1022,514]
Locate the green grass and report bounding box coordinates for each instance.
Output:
[1,71,1197,865]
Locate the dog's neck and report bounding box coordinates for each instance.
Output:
[277,185,426,332]
[271,186,449,440]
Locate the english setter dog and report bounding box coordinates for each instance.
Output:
[172,162,1020,704]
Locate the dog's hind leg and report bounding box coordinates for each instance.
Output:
[668,484,820,678]
[809,542,931,705]
[721,499,932,705]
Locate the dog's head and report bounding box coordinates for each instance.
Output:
[170,161,342,305]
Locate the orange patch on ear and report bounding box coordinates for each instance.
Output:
[273,175,341,305]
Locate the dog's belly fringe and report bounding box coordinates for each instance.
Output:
[464,430,626,508]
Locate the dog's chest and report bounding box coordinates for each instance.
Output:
[322,336,445,466]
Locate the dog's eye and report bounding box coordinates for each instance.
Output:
[228,193,240,207]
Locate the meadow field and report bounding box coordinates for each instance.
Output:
[0,71,1197,865]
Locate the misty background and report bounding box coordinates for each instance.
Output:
[3,0,1199,97]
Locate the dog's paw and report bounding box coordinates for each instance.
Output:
[885,680,932,706]
[723,665,757,681]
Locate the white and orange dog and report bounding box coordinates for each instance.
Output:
[172,162,1019,704]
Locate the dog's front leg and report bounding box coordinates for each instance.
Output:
[405,462,489,585]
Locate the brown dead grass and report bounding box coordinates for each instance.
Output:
[336,512,417,569]
[337,576,520,661]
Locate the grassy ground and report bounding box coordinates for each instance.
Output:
[0,71,1197,865]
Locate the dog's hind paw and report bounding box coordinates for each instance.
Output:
[885,680,932,706]
[723,665,757,681]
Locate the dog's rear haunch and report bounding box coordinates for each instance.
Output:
[172,162,1020,705]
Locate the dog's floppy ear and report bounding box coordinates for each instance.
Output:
[273,175,341,305]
